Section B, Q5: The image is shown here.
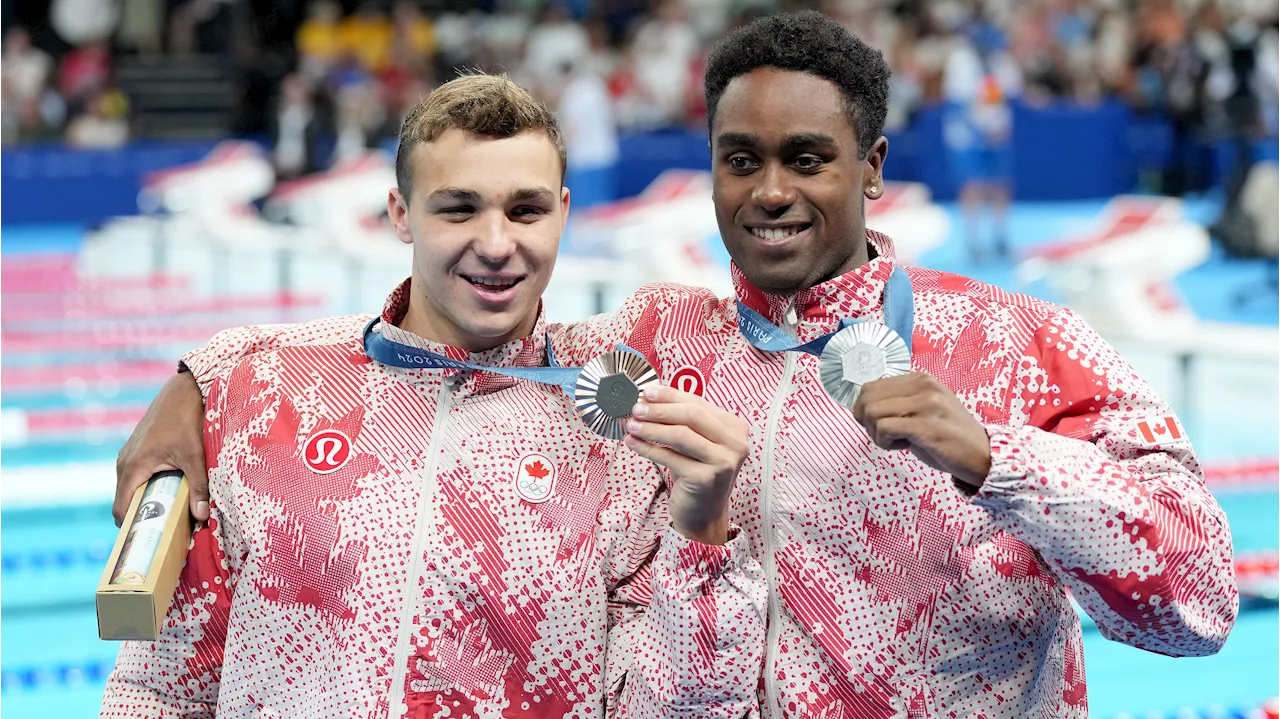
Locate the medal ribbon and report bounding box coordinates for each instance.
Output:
[362,318,643,396]
[736,266,915,358]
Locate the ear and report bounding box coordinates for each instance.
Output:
[388,188,413,245]
[559,185,571,236]
[863,136,889,200]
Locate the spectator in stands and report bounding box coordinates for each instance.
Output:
[2,27,60,143]
[296,0,345,80]
[524,1,591,93]
[330,51,386,162]
[64,86,129,148]
[0,73,18,144]
[943,26,1021,262]
[556,59,619,208]
[623,0,699,128]
[390,0,437,70]
[340,1,396,74]
[271,73,327,179]
[1257,23,1279,136]
[57,38,111,107]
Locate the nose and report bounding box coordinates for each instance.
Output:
[473,210,517,265]
[752,162,797,215]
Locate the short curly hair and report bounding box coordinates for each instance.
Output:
[703,10,891,159]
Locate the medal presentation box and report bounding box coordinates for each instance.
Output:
[96,471,192,641]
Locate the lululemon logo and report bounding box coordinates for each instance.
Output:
[670,367,705,397]
[303,430,353,474]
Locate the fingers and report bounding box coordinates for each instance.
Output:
[114,371,209,525]
[630,384,749,452]
[625,416,721,465]
[182,448,211,521]
[114,451,175,527]
[851,373,938,416]
[862,416,918,451]
[622,433,706,477]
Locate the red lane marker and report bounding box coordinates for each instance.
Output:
[1203,458,1279,487]
[23,405,149,434]
[2,360,177,393]
[1026,199,1172,261]
[1,322,243,353]
[1,290,322,323]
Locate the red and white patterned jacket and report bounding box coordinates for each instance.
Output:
[100,283,768,719]
[113,234,1238,718]
[553,233,1237,718]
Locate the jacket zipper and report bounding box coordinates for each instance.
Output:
[387,378,455,716]
[762,302,799,719]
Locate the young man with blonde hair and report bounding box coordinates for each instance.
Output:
[100,74,766,718]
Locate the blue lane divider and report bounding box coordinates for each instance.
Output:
[1,660,114,692]
[1,544,113,574]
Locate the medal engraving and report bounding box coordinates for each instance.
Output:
[819,323,911,409]
[575,351,661,439]
[842,343,886,385]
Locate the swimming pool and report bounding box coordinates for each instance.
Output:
[0,485,1275,717]
[2,204,1276,717]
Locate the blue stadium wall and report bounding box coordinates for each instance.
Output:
[4,100,1277,225]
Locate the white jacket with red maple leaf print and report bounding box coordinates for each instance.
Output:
[99,282,768,719]
[115,234,1238,718]
[549,232,1237,718]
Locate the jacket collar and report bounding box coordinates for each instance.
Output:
[732,231,899,343]
[373,278,549,392]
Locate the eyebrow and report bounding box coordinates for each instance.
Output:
[781,133,838,153]
[508,187,557,204]
[425,186,556,205]
[714,132,840,153]
[426,187,481,204]
[715,132,758,149]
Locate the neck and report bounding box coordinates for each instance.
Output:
[767,237,875,297]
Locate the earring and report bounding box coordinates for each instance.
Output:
[867,184,879,196]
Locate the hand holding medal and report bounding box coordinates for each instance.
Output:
[620,383,749,546]
[849,372,993,490]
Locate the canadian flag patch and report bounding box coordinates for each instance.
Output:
[515,454,557,504]
[1134,416,1185,447]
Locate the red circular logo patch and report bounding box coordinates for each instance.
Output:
[303,430,352,474]
[670,367,705,397]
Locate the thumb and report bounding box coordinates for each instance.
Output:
[178,448,211,521]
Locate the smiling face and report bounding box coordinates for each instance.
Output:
[388,128,569,352]
[712,67,887,296]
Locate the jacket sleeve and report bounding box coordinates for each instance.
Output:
[99,513,237,716]
[971,308,1238,657]
[549,284,721,368]
[602,460,768,718]
[179,323,308,394]
[101,362,246,716]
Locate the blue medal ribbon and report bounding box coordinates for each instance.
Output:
[736,265,915,358]
[362,318,643,396]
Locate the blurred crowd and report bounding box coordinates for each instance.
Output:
[3,0,1277,180]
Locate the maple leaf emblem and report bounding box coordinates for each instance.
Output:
[524,460,550,479]
[855,489,976,651]
[410,617,515,702]
[238,396,378,623]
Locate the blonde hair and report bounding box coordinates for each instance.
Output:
[395,73,567,197]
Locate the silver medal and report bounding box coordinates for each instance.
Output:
[818,322,911,409]
[575,351,660,440]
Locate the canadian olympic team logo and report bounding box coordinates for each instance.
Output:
[303,430,353,474]
[670,366,705,397]
[515,454,557,503]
